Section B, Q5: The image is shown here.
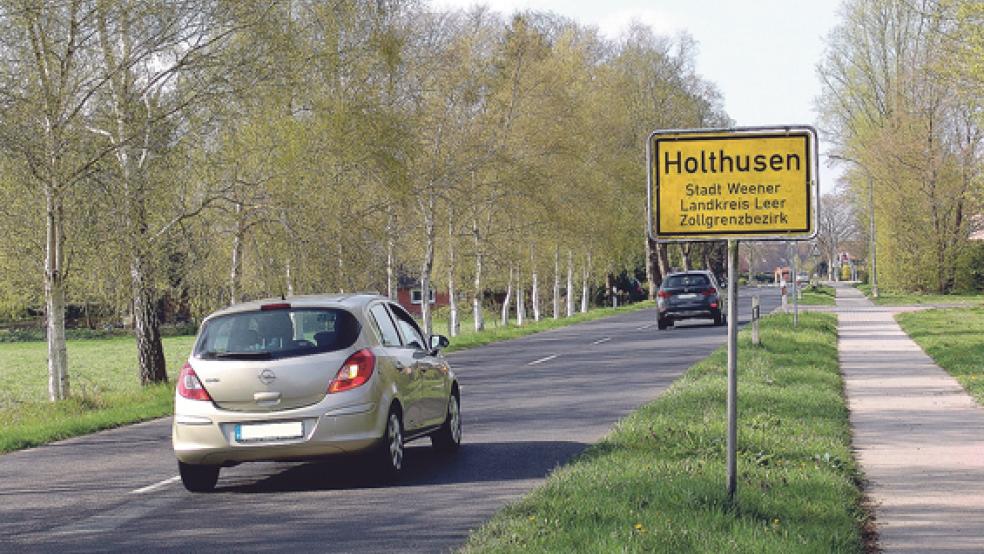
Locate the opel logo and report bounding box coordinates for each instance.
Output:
[258,369,276,385]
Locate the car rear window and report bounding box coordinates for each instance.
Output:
[194,308,360,360]
[663,274,710,288]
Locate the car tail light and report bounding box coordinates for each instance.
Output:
[177,363,212,401]
[261,302,291,310]
[328,349,375,394]
[657,290,671,299]
[702,288,717,296]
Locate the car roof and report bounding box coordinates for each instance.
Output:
[204,293,388,321]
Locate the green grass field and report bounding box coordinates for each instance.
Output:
[896,307,984,406]
[856,284,984,306]
[0,302,653,454]
[462,312,865,553]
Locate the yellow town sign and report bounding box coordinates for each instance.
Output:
[648,127,817,241]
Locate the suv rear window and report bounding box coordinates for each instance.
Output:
[194,308,360,360]
[663,274,710,288]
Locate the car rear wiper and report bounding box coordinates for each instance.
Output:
[212,351,273,360]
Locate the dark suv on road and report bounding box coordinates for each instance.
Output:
[657,270,725,329]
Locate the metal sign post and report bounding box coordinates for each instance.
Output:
[791,243,799,327]
[751,295,761,346]
[646,125,820,505]
[726,240,739,501]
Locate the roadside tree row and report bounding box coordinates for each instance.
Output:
[819,0,983,293]
[0,1,727,400]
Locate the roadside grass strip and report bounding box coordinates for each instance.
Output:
[896,307,984,406]
[462,313,865,553]
[0,303,652,454]
[441,301,655,353]
[797,284,836,306]
[856,284,983,307]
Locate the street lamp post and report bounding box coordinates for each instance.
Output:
[867,173,878,298]
[828,154,878,298]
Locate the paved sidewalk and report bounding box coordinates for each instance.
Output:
[836,283,984,552]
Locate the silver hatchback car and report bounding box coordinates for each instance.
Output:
[172,294,461,492]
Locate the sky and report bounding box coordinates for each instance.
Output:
[429,0,846,192]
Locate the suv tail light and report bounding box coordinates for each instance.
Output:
[702,288,718,297]
[177,363,212,401]
[328,349,375,394]
[657,290,671,299]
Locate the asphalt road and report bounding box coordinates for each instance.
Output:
[0,287,780,553]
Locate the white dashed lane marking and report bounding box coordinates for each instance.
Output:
[131,475,180,495]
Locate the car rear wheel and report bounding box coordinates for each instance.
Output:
[178,461,219,492]
[657,317,670,330]
[713,312,724,326]
[431,392,461,452]
[376,408,404,480]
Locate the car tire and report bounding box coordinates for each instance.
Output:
[376,407,405,481]
[657,317,670,330]
[178,461,219,493]
[713,312,724,326]
[431,391,462,452]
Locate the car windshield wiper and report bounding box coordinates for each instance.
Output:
[211,351,273,360]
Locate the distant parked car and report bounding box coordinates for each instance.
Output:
[657,271,725,329]
[796,272,809,285]
[172,294,460,492]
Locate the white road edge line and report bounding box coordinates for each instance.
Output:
[592,337,612,345]
[131,476,180,495]
[528,355,558,366]
[637,323,655,330]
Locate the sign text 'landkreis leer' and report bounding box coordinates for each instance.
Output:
[649,129,816,240]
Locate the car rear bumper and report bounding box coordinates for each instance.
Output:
[172,400,386,465]
[660,307,720,320]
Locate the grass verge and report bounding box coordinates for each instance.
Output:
[0,302,652,455]
[441,301,654,353]
[856,284,983,306]
[462,312,865,553]
[896,307,984,406]
[797,284,836,306]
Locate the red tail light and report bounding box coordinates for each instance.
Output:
[657,290,671,299]
[177,363,212,401]
[261,302,291,310]
[328,349,375,394]
[702,288,717,296]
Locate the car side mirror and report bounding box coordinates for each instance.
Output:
[429,334,449,353]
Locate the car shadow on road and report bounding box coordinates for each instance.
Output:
[216,440,589,494]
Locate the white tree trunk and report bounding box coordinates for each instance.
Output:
[472,218,484,331]
[581,252,590,313]
[286,258,294,296]
[419,193,437,336]
[530,243,540,321]
[45,190,69,401]
[386,211,396,298]
[447,219,458,337]
[566,250,574,317]
[229,202,244,305]
[552,247,560,319]
[516,269,525,326]
[501,266,513,327]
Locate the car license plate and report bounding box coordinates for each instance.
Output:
[678,293,698,299]
[235,421,304,443]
